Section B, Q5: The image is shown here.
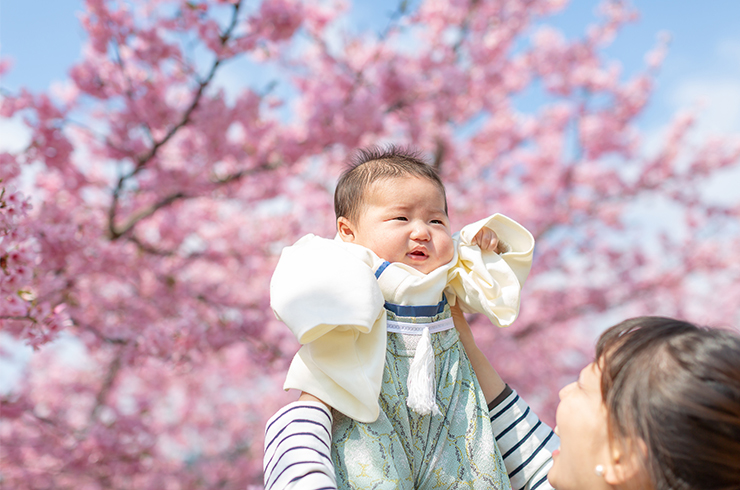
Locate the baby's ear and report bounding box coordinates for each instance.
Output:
[337,217,356,242]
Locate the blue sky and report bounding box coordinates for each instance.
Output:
[2,0,740,139]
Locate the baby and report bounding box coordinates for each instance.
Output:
[268,146,534,489]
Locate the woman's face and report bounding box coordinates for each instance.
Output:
[548,362,613,490]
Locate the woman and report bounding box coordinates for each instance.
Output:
[264,312,740,490]
[545,316,740,490]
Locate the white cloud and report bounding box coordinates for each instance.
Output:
[0,114,31,153]
[0,333,33,395]
[666,36,740,138]
[640,35,740,157]
[632,35,740,235]
[669,79,740,136]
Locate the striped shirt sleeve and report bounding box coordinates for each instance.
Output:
[490,389,559,490]
[263,401,337,490]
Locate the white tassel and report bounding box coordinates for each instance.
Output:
[406,326,441,416]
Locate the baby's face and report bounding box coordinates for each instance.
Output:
[341,176,454,275]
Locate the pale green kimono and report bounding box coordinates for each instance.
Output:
[332,302,510,489]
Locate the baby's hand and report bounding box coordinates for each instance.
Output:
[473,227,504,254]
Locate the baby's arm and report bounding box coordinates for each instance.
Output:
[453,214,534,329]
[271,234,387,423]
[452,303,558,490]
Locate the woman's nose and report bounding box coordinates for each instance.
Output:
[558,382,575,401]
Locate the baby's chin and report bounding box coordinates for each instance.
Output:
[401,259,445,275]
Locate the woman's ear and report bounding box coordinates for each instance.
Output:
[603,439,647,487]
[337,217,356,242]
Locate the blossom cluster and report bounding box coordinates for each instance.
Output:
[1,0,738,488]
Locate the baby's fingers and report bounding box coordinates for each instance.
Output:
[473,228,500,252]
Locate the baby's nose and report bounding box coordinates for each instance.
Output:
[410,223,431,240]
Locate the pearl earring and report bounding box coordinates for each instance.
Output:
[595,464,605,477]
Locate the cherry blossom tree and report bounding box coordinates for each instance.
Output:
[2,0,739,487]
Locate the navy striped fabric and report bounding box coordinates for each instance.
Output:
[490,390,558,490]
[264,403,336,490]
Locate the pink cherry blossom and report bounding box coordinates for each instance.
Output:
[1,0,739,488]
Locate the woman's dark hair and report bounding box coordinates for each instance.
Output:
[334,145,447,223]
[597,316,740,490]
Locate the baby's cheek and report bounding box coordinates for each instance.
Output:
[440,236,455,263]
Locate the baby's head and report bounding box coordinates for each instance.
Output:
[334,145,454,274]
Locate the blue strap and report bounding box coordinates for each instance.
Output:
[384,296,447,317]
[374,261,391,279]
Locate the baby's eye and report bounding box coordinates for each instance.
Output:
[431,219,445,225]
[393,217,408,221]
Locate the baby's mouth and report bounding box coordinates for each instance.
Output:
[409,250,428,258]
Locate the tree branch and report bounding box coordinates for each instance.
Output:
[432,137,446,171]
[90,351,123,422]
[107,1,243,241]
[452,0,480,57]
[109,191,186,239]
